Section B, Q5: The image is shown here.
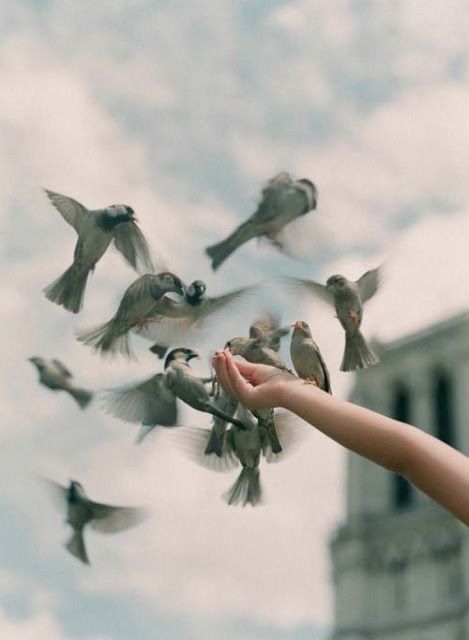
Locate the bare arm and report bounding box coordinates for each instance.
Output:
[213,350,469,525]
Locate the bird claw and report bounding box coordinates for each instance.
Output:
[302,378,318,386]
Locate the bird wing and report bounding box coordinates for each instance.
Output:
[44,190,92,234]
[315,345,332,394]
[101,373,178,426]
[112,221,155,273]
[252,173,293,223]
[89,503,147,534]
[264,412,307,463]
[171,427,239,472]
[249,312,281,340]
[39,477,68,510]
[51,359,73,378]
[357,267,381,304]
[283,277,334,306]
[201,285,257,318]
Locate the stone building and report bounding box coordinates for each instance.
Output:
[329,312,469,640]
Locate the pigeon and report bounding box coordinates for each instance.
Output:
[205,173,317,270]
[76,272,185,358]
[28,357,93,408]
[43,479,146,564]
[43,189,155,313]
[101,348,246,437]
[290,321,331,392]
[286,267,381,371]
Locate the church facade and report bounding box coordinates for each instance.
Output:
[329,312,469,640]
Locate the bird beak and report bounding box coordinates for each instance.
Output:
[187,352,200,361]
[291,322,300,329]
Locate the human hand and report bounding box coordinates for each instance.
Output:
[212,349,299,410]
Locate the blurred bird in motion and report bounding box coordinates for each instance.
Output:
[102,348,246,440]
[290,320,331,392]
[43,189,155,313]
[76,272,185,358]
[286,267,381,371]
[205,173,318,270]
[135,280,256,355]
[28,357,93,408]
[225,312,290,370]
[43,478,147,565]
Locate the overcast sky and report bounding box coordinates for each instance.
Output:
[1,2,469,639]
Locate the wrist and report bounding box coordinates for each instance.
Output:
[273,376,303,409]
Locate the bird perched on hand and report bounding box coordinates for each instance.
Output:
[43,478,146,565]
[76,272,185,358]
[134,280,256,352]
[43,189,155,313]
[286,267,381,371]
[205,173,318,270]
[225,312,290,370]
[290,321,331,392]
[28,357,93,408]
[102,348,246,439]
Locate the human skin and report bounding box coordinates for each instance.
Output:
[212,350,469,526]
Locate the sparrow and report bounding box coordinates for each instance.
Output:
[290,321,331,392]
[175,409,302,506]
[102,348,246,438]
[43,478,146,564]
[224,312,290,369]
[76,272,185,358]
[205,173,318,270]
[43,189,155,313]
[28,357,93,408]
[134,281,256,350]
[286,267,381,371]
[248,312,290,352]
[204,387,239,457]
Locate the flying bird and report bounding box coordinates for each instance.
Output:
[286,267,381,371]
[77,272,185,358]
[204,387,239,457]
[43,478,146,565]
[290,321,331,392]
[101,348,246,438]
[205,173,318,270]
[28,357,93,408]
[43,189,155,313]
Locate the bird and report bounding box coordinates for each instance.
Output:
[248,312,291,352]
[204,387,239,457]
[43,478,146,565]
[205,172,318,270]
[134,281,256,352]
[28,357,93,408]
[43,189,155,313]
[76,272,185,358]
[290,321,332,392]
[286,267,381,371]
[101,348,246,438]
[174,409,302,506]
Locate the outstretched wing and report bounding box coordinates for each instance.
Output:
[253,173,292,223]
[249,312,280,340]
[44,190,92,234]
[51,359,72,378]
[39,476,68,510]
[101,373,178,427]
[357,267,381,304]
[202,285,257,318]
[171,427,239,473]
[263,412,307,463]
[89,503,147,534]
[283,276,334,306]
[112,221,155,273]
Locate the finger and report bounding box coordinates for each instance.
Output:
[232,358,259,383]
[212,352,238,399]
[225,351,255,404]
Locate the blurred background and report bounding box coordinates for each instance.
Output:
[1,2,469,638]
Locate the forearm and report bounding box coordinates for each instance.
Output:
[279,380,469,524]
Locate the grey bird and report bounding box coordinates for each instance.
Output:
[290,321,332,392]
[102,348,246,438]
[204,387,239,458]
[225,312,290,369]
[43,479,146,565]
[43,189,155,313]
[175,410,302,506]
[29,357,93,408]
[205,173,318,270]
[286,267,381,371]
[134,280,256,350]
[76,272,185,358]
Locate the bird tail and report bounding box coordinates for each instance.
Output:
[65,529,89,565]
[223,468,262,507]
[341,330,379,372]
[68,387,94,409]
[76,319,134,358]
[254,409,282,454]
[205,221,258,270]
[43,264,90,313]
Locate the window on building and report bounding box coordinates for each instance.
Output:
[433,371,456,447]
[391,384,413,510]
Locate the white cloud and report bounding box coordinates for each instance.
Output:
[0,606,109,640]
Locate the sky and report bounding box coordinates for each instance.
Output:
[1,1,469,638]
